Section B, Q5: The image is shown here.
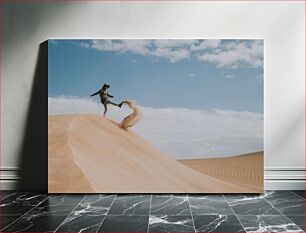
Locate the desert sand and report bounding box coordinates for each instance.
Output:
[179,152,263,192]
[48,114,263,193]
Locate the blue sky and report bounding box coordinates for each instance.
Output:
[48,39,263,113]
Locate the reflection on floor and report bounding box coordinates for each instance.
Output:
[0,190,304,232]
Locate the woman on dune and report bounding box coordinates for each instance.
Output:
[90,83,123,117]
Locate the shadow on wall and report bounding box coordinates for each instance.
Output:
[17,41,48,191]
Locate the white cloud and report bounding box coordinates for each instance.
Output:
[152,39,197,48]
[82,39,191,63]
[191,39,221,51]
[188,73,196,78]
[150,47,190,63]
[48,96,101,115]
[89,39,151,55]
[225,74,235,79]
[81,39,263,68]
[198,40,263,68]
[49,96,263,160]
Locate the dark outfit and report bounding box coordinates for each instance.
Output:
[91,89,120,106]
[91,88,121,116]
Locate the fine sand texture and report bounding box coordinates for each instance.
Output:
[179,152,263,192]
[119,100,142,129]
[48,114,262,193]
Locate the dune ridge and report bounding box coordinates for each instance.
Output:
[179,152,263,192]
[48,114,260,193]
[48,116,94,192]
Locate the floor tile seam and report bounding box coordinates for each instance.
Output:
[289,190,305,200]
[54,194,87,232]
[96,194,117,232]
[146,194,152,233]
[222,194,248,233]
[187,194,197,233]
[0,194,51,231]
[263,194,304,232]
[0,191,17,202]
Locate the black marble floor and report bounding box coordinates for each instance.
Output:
[0,191,304,232]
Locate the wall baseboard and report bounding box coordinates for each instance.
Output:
[1,167,305,191]
[264,167,305,190]
[264,180,305,190]
[0,168,20,190]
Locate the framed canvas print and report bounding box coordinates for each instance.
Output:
[48,39,263,193]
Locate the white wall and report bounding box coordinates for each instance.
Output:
[1,1,304,190]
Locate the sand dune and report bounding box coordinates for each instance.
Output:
[48,114,260,193]
[179,152,263,192]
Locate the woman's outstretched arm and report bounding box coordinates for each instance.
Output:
[90,89,100,97]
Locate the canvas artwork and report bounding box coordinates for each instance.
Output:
[48,39,263,193]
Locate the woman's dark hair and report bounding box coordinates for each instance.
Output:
[102,83,110,89]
